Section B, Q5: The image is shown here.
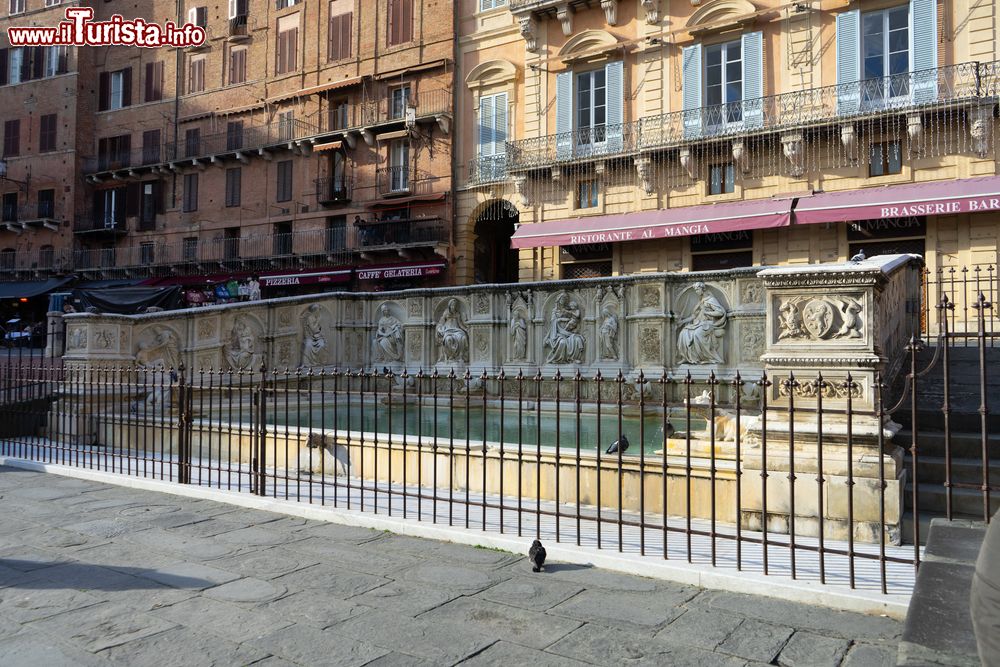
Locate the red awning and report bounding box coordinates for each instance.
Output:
[510,197,793,249]
[355,261,447,281]
[260,269,352,288]
[794,176,1000,225]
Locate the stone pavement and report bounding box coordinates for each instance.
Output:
[0,465,902,666]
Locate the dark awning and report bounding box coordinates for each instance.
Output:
[75,279,143,289]
[73,286,184,314]
[0,277,73,299]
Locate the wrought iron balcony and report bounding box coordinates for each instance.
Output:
[227,15,249,40]
[500,60,998,176]
[73,215,128,237]
[355,217,448,253]
[1,201,60,227]
[315,176,352,204]
[361,88,451,128]
[377,166,411,196]
[0,247,68,275]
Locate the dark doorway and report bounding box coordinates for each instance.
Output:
[473,200,518,284]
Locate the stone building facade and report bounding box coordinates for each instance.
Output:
[457,0,1000,297]
[0,0,456,295]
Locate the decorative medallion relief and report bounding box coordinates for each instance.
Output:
[197,318,217,340]
[777,297,863,342]
[475,293,490,316]
[741,281,764,306]
[223,315,263,372]
[408,299,422,318]
[407,330,423,362]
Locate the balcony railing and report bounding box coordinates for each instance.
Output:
[227,15,249,39]
[0,248,69,274]
[499,60,998,175]
[468,154,509,184]
[1,201,59,224]
[314,176,352,204]
[73,215,128,235]
[377,166,411,196]
[361,88,451,127]
[356,218,448,252]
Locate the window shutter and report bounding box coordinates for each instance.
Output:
[605,60,624,152]
[478,95,495,157]
[144,62,154,102]
[403,0,412,42]
[0,50,7,86]
[682,44,703,138]
[98,71,110,110]
[19,48,29,82]
[125,182,140,218]
[555,71,573,159]
[910,0,938,103]
[835,10,861,115]
[228,0,238,18]
[741,31,764,129]
[388,0,396,45]
[31,47,44,80]
[122,67,132,106]
[342,13,352,58]
[494,92,508,154]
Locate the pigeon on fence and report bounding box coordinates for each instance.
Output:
[529,540,546,573]
[850,249,866,263]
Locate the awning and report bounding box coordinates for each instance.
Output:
[794,175,1000,225]
[355,261,447,281]
[75,279,143,289]
[377,129,411,141]
[510,197,793,249]
[366,193,447,209]
[268,76,364,104]
[0,277,73,299]
[313,141,343,153]
[375,59,450,80]
[260,268,352,288]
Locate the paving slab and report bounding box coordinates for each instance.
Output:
[151,595,294,643]
[457,641,590,666]
[656,607,744,651]
[477,575,585,612]
[260,589,372,629]
[208,546,320,580]
[716,618,794,663]
[547,623,747,666]
[202,576,287,604]
[777,630,852,666]
[130,562,242,590]
[398,562,506,595]
[274,563,389,598]
[841,641,898,667]
[548,585,694,630]
[99,625,270,667]
[333,608,498,663]
[27,602,178,652]
[287,536,421,575]
[348,579,461,617]
[251,622,389,667]
[0,628,109,666]
[0,586,104,623]
[421,597,582,649]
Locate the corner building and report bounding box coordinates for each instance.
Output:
[0,0,456,299]
[457,0,1000,305]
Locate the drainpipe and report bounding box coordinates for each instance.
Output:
[449,7,458,284]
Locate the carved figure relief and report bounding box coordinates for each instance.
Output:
[475,293,490,315]
[135,326,181,370]
[777,297,864,341]
[277,340,293,368]
[544,293,586,364]
[197,318,216,340]
[95,328,116,350]
[408,330,423,361]
[373,303,404,363]
[408,299,422,318]
[278,309,293,329]
[300,304,329,367]
[475,330,489,359]
[436,298,469,364]
[509,310,528,361]
[741,323,766,360]
[640,286,660,309]
[67,327,86,351]
[639,327,660,363]
[778,377,863,400]
[224,316,262,371]
[598,304,620,361]
[676,282,728,364]
[742,281,764,305]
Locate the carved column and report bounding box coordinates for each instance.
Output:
[745,255,924,546]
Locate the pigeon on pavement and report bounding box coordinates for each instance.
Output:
[529,540,546,572]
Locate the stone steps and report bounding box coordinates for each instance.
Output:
[895,429,1000,460]
[903,482,999,518]
[907,455,1000,486]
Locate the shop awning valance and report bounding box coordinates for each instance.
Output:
[510,197,793,249]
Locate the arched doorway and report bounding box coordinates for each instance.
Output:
[473,200,518,284]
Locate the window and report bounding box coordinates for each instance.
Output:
[329,99,350,130]
[9,0,24,15]
[225,167,241,207]
[389,140,409,192]
[273,222,293,256]
[229,47,246,85]
[705,40,743,125]
[577,180,599,209]
[39,245,54,268]
[387,0,413,45]
[277,110,294,141]
[709,163,735,195]
[188,56,205,94]
[276,18,299,74]
[8,48,23,85]
[140,182,159,229]
[1,193,16,222]
[97,187,126,228]
[39,114,56,152]
[37,189,54,218]
[45,46,68,77]
[145,61,164,102]
[390,85,411,120]
[576,69,607,145]
[45,0,61,6]
[187,6,207,28]
[98,134,131,170]
[869,140,902,176]
[182,237,199,261]
[184,128,201,158]
[99,68,132,111]
[228,0,247,18]
[223,227,240,259]
[3,119,19,157]
[183,173,199,212]
[142,129,161,164]
[226,121,244,150]
[276,160,293,202]
[480,0,507,10]
[328,12,353,61]
[862,6,910,104]
[140,242,155,265]
[276,0,299,7]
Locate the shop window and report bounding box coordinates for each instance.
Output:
[690,230,754,271]
[869,140,902,176]
[709,162,735,195]
[576,180,599,209]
